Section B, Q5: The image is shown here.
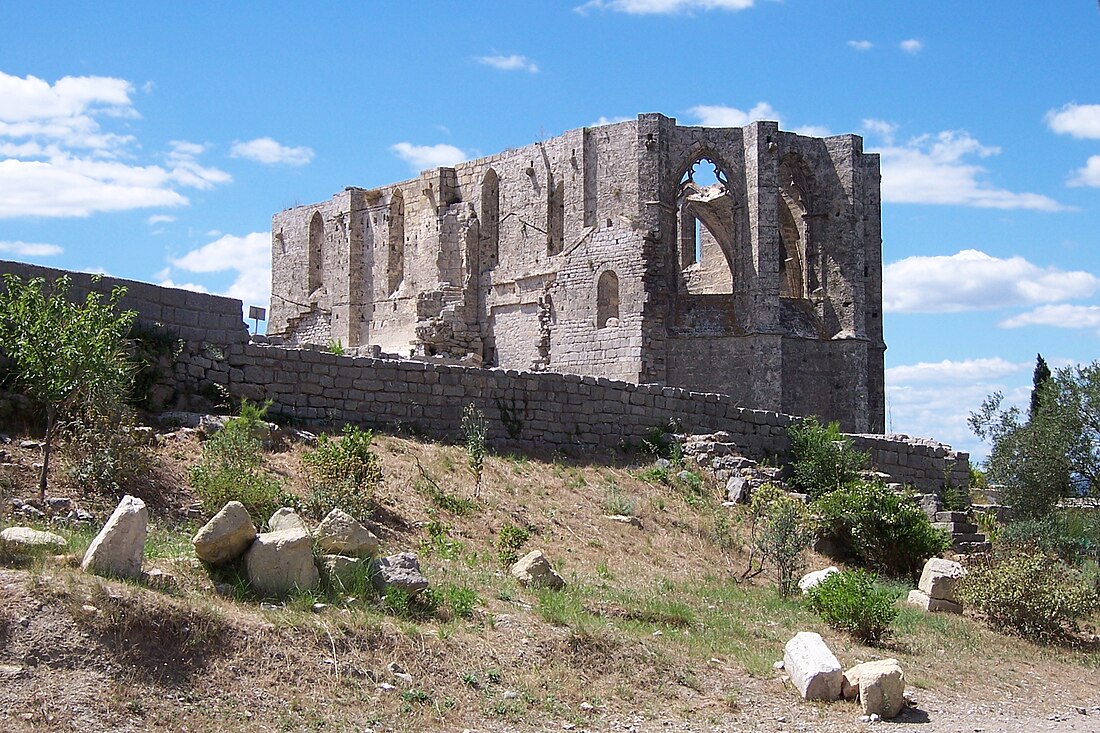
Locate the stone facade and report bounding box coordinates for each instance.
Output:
[269,114,885,433]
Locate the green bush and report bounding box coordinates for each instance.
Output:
[998,510,1100,567]
[956,547,1100,642]
[497,523,530,568]
[188,401,288,521]
[806,569,899,643]
[748,484,815,597]
[787,417,868,497]
[60,405,150,495]
[300,424,383,522]
[812,481,950,579]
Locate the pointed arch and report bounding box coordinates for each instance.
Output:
[778,153,815,299]
[307,211,324,294]
[387,189,405,295]
[675,155,736,294]
[480,168,499,265]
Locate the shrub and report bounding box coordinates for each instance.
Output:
[497,523,530,568]
[997,510,1100,568]
[956,547,1100,642]
[787,417,868,497]
[60,404,150,495]
[461,404,488,497]
[188,401,287,520]
[748,484,815,597]
[812,481,950,580]
[300,424,382,522]
[806,569,898,643]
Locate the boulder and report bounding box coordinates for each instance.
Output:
[856,658,906,719]
[782,632,842,701]
[918,558,966,602]
[244,528,319,597]
[510,550,565,590]
[0,526,67,553]
[798,566,839,595]
[906,589,962,614]
[268,507,309,534]
[370,552,429,596]
[192,501,257,565]
[314,508,379,558]
[842,665,861,701]
[726,476,749,503]
[81,495,147,579]
[320,554,366,590]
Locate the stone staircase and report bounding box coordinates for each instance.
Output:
[932,511,991,553]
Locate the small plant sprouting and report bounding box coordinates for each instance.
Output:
[326,340,345,356]
[497,523,530,568]
[461,403,489,497]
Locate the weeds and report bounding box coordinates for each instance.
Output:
[461,404,488,497]
[300,424,382,522]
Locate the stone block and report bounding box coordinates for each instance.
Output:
[82,495,148,580]
[918,557,966,602]
[192,501,257,565]
[244,527,319,597]
[798,566,839,594]
[906,589,962,614]
[783,631,842,700]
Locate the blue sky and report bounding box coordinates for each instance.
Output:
[0,1,1097,459]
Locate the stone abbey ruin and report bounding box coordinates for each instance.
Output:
[269,113,885,434]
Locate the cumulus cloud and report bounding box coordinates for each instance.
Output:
[577,0,753,13]
[888,357,1030,385]
[847,40,873,51]
[147,214,176,225]
[590,115,634,127]
[170,231,271,308]
[883,249,1100,313]
[391,142,469,172]
[1068,155,1100,187]
[862,121,1066,210]
[475,55,540,73]
[0,240,63,257]
[999,304,1100,331]
[0,71,231,219]
[899,39,923,54]
[230,137,315,166]
[1045,103,1100,139]
[689,102,780,127]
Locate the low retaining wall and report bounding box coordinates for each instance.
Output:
[0,261,967,494]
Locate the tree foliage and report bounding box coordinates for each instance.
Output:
[0,274,136,499]
[786,416,868,498]
[747,483,816,596]
[969,361,1099,519]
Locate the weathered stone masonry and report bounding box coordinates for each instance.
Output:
[269,114,886,434]
[0,259,961,494]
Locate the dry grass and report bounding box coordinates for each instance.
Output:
[0,426,1098,731]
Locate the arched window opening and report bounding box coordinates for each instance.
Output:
[387,189,405,296]
[307,211,324,295]
[597,270,619,328]
[480,169,499,266]
[676,156,735,294]
[778,154,814,299]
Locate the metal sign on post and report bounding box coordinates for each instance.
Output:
[248,305,267,334]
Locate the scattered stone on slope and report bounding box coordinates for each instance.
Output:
[268,507,309,534]
[319,554,366,590]
[192,500,257,565]
[510,550,566,590]
[314,508,379,558]
[244,527,320,597]
[370,552,429,596]
[851,658,906,719]
[0,527,67,553]
[783,631,842,701]
[918,557,967,603]
[798,566,839,595]
[81,494,148,579]
[905,589,963,614]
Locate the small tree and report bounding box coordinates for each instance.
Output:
[0,275,135,500]
[748,483,815,597]
[461,403,488,497]
[787,416,869,497]
[1030,353,1052,418]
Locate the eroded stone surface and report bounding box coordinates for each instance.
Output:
[783,631,842,701]
[314,508,379,558]
[192,501,257,565]
[906,589,963,614]
[918,557,967,602]
[82,495,147,579]
[268,507,309,534]
[856,658,906,719]
[244,528,319,597]
[798,566,839,595]
[370,552,428,596]
[510,550,565,590]
[0,527,67,553]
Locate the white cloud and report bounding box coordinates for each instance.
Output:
[230,137,315,166]
[689,102,780,127]
[577,0,754,13]
[999,304,1100,331]
[0,240,63,256]
[899,39,923,54]
[147,214,176,225]
[862,123,1066,211]
[888,357,1029,385]
[883,249,1100,313]
[391,142,469,172]
[475,55,540,73]
[0,71,231,219]
[590,115,634,127]
[157,279,211,294]
[1045,103,1100,139]
[169,231,271,307]
[847,40,873,51]
[792,125,832,137]
[1068,155,1100,187]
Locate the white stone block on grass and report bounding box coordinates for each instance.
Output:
[192,501,257,565]
[783,631,842,701]
[81,495,147,580]
[906,589,962,614]
[798,566,839,595]
[918,557,966,602]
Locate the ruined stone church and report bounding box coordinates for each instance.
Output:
[268,113,885,433]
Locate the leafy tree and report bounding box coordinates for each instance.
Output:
[747,483,815,596]
[970,361,1098,519]
[0,274,136,500]
[1030,353,1051,418]
[787,416,868,497]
